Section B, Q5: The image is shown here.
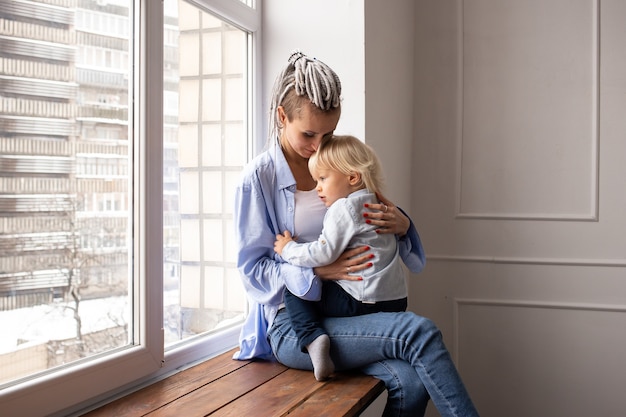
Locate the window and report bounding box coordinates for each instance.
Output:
[0,1,259,415]
[1,0,133,385]
[162,0,249,348]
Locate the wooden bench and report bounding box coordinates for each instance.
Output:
[83,347,385,417]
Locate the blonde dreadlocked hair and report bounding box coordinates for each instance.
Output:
[309,135,385,196]
[269,51,342,142]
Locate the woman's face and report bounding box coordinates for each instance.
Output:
[278,103,340,160]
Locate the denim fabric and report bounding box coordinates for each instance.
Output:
[315,281,408,316]
[284,281,407,351]
[268,309,480,417]
[361,360,430,417]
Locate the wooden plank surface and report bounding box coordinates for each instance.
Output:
[209,368,323,417]
[84,348,384,417]
[287,371,385,417]
[148,360,288,417]
[209,367,384,417]
[83,349,248,417]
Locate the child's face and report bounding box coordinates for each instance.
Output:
[311,167,355,207]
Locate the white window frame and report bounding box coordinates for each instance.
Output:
[0,1,261,416]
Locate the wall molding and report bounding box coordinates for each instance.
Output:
[451,297,626,362]
[455,0,600,221]
[427,254,626,267]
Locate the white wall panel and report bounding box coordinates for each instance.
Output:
[459,0,599,220]
[412,1,626,416]
[456,298,626,417]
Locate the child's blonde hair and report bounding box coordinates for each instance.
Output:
[309,135,384,195]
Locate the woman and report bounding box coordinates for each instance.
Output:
[233,51,479,417]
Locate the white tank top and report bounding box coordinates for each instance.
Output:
[294,189,326,243]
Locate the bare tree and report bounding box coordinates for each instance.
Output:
[14,193,129,359]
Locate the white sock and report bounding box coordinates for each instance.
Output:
[306,334,335,381]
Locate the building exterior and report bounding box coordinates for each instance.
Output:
[0,0,132,310]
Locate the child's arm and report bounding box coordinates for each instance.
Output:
[274,230,294,256]
[277,202,356,268]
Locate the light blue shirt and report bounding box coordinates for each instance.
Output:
[280,189,409,303]
[233,143,426,360]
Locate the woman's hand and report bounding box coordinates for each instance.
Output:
[363,192,410,236]
[313,246,373,281]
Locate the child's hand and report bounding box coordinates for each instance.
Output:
[274,230,294,255]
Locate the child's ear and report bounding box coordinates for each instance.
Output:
[348,172,361,186]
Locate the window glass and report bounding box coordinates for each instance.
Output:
[0,1,132,386]
[163,0,247,347]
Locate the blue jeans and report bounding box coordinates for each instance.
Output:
[268,309,479,417]
[284,282,408,351]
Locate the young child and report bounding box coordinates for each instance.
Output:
[274,134,410,381]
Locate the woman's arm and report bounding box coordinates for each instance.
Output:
[235,168,321,303]
[362,192,426,273]
[313,246,373,281]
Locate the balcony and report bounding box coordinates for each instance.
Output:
[0,194,74,214]
[0,115,75,137]
[0,75,78,100]
[75,67,126,89]
[0,155,74,175]
[0,35,75,63]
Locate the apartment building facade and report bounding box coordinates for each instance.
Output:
[0,0,134,311]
